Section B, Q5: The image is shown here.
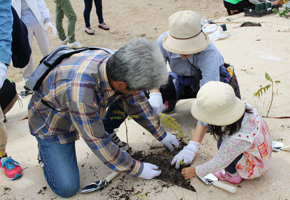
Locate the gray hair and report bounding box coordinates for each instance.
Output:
[106,38,168,91]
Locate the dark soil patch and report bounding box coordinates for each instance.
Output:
[240,22,262,27]
[131,142,196,192]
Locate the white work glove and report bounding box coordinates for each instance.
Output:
[171,141,200,169]
[148,92,163,114]
[0,62,7,88]
[138,162,162,179]
[45,21,57,37]
[160,133,179,151]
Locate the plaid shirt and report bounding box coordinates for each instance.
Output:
[28,49,166,177]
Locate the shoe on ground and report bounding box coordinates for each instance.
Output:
[110,129,131,152]
[85,27,95,35]
[98,23,110,30]
[1,156,23,180]
[162,99,178,114]
[59,37,68,45]
[67,40,82,48]
[213,170,242,184]
[3,115,7,123]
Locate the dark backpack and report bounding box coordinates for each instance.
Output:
[26,45,113,91]
[26,45,113,111]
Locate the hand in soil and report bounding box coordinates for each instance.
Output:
[181,167,197,180]
[132,141,196,192]
[160,133,179,151]
[171,141,200,169]
[138,162,161,180]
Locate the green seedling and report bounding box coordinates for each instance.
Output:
[178,160,184,166]
[254,72,280,117]
[159,113,184,139]
[273,7,290,17]
[110,110,139,148]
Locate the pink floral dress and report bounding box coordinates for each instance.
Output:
[196,102,272,179]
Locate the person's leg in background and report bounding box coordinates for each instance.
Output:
[54,0,67,43]
[37,137,79,198]
[57,0,77,44]
[95,0,110,30]
[0,108,22,180]
[95,0,103,24]
[56,0,82,47]
[83,0,95,35]
[34,24,50,58]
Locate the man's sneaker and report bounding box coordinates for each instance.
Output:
[67,40,82,48]
[0,156,23,180]
[110,129,131,152]
[59,37,68,45]
[162,99,178,114]
[213,170,242,184]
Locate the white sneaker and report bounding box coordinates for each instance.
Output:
[59,37,68,45]
[67,40,82,48]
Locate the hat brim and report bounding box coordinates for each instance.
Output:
[163,32,209,55]
[191,97,246,126]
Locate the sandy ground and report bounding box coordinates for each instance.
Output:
[2,0,290,199]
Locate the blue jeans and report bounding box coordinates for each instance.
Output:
[37,137,80,198]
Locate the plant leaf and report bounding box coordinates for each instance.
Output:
[173,125,178,131]
[159,113,166,120]
[162,116,169,124]
[265,72,272,82]
[275,80,281,84]
[170,122,175,130]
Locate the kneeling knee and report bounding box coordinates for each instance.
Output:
[53,181,79,198]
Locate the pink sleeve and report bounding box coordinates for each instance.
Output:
[195,137,251,177]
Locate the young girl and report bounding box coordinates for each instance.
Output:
[180,81,272,184]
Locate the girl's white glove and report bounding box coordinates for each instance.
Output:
[138,162,161,179]
[160,133,179,151]
[148,92,163,114]
[171,141,200,169]
[45,21,57,37]
[0,62,7,88]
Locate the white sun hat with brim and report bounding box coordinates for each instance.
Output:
[191,81,246,126]
[163,10,210,55]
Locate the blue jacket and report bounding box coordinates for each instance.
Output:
[0,0,13,65]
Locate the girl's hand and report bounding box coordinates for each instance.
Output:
[181,167,197,180]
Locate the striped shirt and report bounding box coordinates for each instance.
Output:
[28,49,166,177]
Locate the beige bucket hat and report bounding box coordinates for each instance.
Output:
[191,81,246,126]
[163,10,209,55]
